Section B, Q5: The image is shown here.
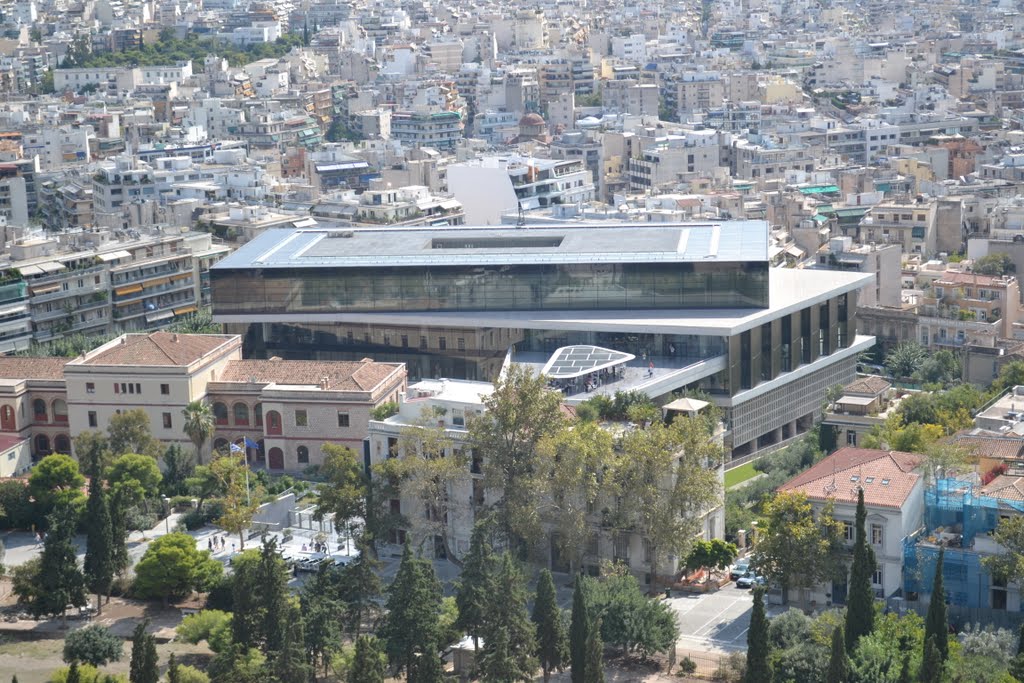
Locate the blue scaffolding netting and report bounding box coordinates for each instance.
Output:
[904,478,1024,608]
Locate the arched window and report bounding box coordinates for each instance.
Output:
[213,437,229,454]
[213,402,229,426]
[268,447,284,469]
[32,398,47,422]
[266,410,282,435]
[34,434,50,456]
[254,404,263,428]
[0,405,15,431]
[297,445,309,465]
[233,403,249,426]
[52,399,68,423]
[54,434,71,454]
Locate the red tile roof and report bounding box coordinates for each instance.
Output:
[954,433,1024,460]
[80,332,236,366]
[220,358,404,392]
[778,447,924,509]
[980,475,1024,502]
[0,357,68,380]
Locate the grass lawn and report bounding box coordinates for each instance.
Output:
[725,462,759,489]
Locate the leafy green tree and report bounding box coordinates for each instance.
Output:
[611,412,722,591]
[184,465,222,512]
[924,548,948,663]
[915,350,961,386]
[63,624,123,666]
[161,445,194,496]
[583,616,604,683]
[348,636,386,683]
[983,516,1024,583]
[379,544,442,677]
[176,610,232,648]
[479,554,538,682]
[469,364,567,553]
[846,488,876,652]
[313,443,367,536]
[26,505,86,624]
[919,635,943,683]
[538,421,615,576]
[587,572,677,658]
[210,453,261,550]
[533,569,568,683]
[754,492,844,604]
[133,533,222,604]
[886,342,928,379]
[746,586,771,683]
[75,432,113,476]
[570,580,589,683]
[29,454,85,513]
[83,469,113,613]
[108,409,161,458]
[686,539,738,578]
[182,400,215,466]
[455,517,497,651]
[827,625,850,683]
[973,252,1014,276]
[106,454,161,510]
[129,621,159,683]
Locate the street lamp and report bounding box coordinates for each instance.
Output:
[162,496,171,534]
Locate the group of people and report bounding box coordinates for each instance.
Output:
[207,535,235,553]
[301,541,329,554]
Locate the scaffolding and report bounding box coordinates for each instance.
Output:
[904,478,1024,609]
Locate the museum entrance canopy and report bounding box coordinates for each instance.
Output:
[540,345,635,379]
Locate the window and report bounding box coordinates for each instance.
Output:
[643,538,652,563]
[847,430,857,446]
[420,336,428,350]
[86,382,95,394]
[295,409,308,427]
[162,412,172,429]
[337,412,350,428]
[128,384,135,395]
[614,535,630,560]
[843,521,855,542]
[401,335,408,347]
[88,411,98,428]
[114,383,120,394]
[872,566,883,586]
[457,337,466,351]
[297,445,309,464]
[439,337,447,350]
[160,384,170,395]
[871,523,883,545]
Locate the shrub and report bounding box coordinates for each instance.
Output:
[174,665,211,683]
[63,624,123,666]
[169,495,195,510]
[49,664,128,683]
[679,656,697,674]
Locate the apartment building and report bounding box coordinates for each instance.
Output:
[0,331,406,466]
[390,110,464,151]
[368,378,724,584]
[919,272,1021,343]
[8,229,229,343]
[778,447,925,606]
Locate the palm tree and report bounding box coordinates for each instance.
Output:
[182,400,215,466]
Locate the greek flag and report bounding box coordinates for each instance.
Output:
[230,442,244,453]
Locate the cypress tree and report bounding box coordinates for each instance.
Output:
[167,653,180,683]
[478,553,538,682]
[407,641,445,683]
[745,586,771,683]
[65,663,80,683]
[845,488,876,652]
[583,616,604,683]
[348,635,386,683]
[270,600,310,683]
[533,569,568,683]
[36,504,86,625]
[455,518,497,652]
[128,621,158,683]
[923,548,948,662]
[919,634,943,683]
[108,488,130,579]
[827,625,850,683]
[569,579,589,683]
[380,543,442,678]
[83,476,113,614]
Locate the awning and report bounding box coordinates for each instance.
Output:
[18,265,44,276]
[146,309,175,323]
[37,262,66,273]
[30,284,61,295]
[144,277,171,288]
[837,395,876,407]
[98,250,131,262]
[115,284,143,296]
[174,305,198,316]
[170,272,192,282]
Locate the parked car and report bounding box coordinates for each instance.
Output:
[730,558,751,581]
[736,571,766,589]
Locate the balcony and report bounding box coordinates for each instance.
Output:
[112,277,194,304]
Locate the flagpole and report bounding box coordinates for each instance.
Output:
[235,438,251,507]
